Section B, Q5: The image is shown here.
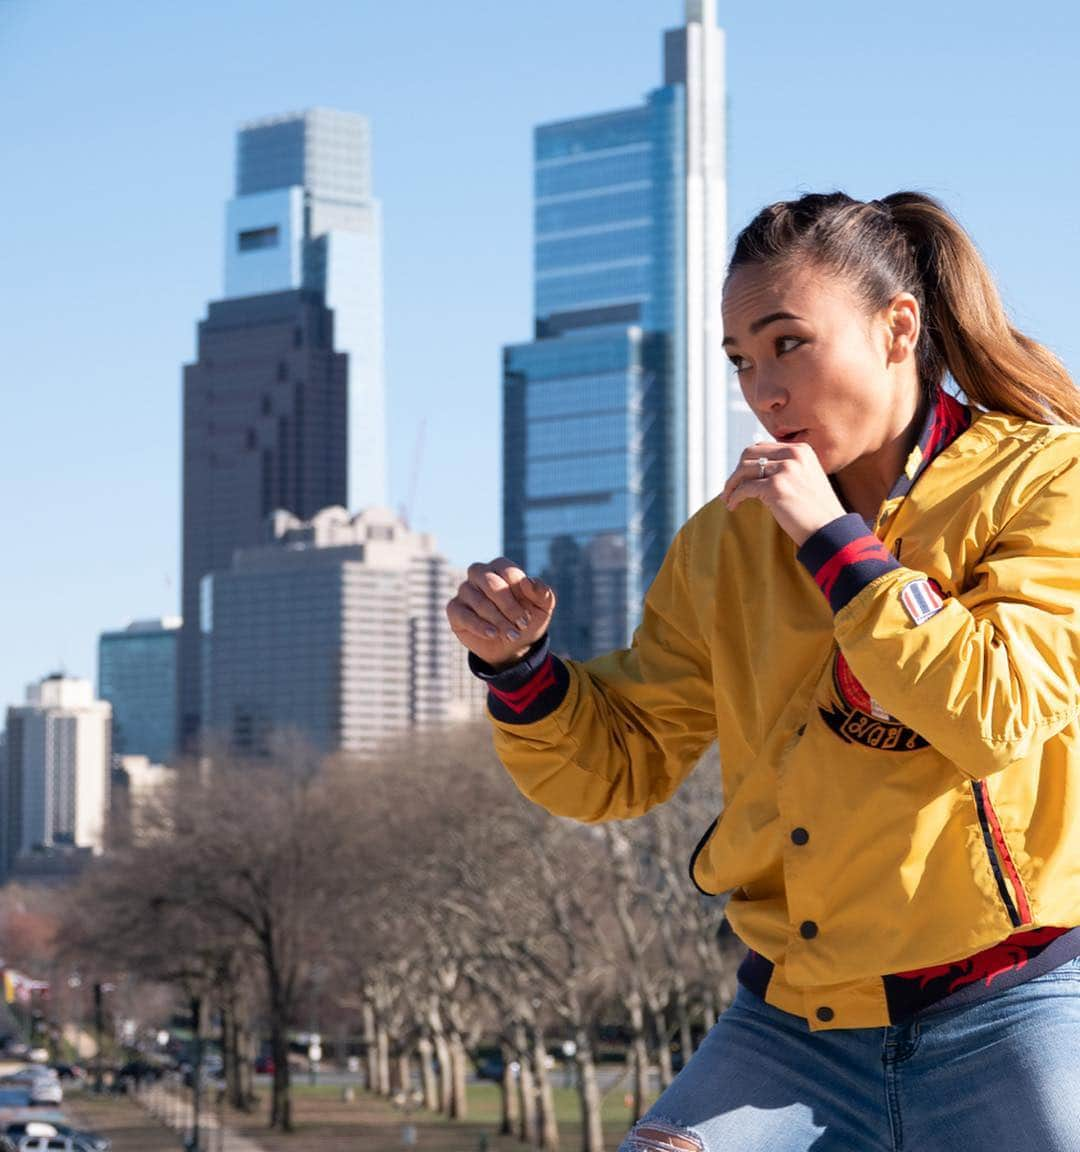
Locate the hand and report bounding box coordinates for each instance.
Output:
[446,557,556,670]
[721,441,847,547]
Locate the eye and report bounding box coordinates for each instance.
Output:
[776,336,804,356]
[726,354,749,374]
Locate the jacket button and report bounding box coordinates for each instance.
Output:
[816,1006,834,1022]
[791,827,810,846]
[800,920,819,939]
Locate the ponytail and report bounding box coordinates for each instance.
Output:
[729,190,1080,426]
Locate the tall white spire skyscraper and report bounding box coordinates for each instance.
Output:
[501,3,753,661]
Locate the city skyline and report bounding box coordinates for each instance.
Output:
[4,0,1080,710]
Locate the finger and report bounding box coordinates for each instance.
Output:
[722,452,778,502]
[520,576,556,612]
[457,582,520,635]
[488,557,541,612]
[468,566,534,631]
[446,599,501,642]
[725,477,771,512]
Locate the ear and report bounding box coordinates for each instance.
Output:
[884,292,920,366]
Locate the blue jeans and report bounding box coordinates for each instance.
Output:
[621,956,1080,1151]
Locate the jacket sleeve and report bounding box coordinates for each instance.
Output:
[799,431,1080,778]
[477,521,718,823]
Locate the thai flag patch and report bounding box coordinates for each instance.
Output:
[900,578,944,625]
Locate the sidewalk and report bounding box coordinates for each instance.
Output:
[138,1080,268,1151]
[68,1084,267,1152]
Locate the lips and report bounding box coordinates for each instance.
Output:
[774,429,806,442]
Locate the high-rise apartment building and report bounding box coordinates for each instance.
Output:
[179,107,383,752]
[200,507,484,757]
[98,617,180,765]
[503,1,758,660]
[1,676,111,882]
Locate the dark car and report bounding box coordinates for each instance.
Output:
[47,1064,85,1083]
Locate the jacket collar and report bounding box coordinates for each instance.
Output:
[888,388,972,502]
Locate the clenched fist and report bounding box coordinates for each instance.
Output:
[446,557,556,670]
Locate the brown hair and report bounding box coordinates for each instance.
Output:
[727,191,1080,426]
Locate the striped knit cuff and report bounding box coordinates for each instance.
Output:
[468,635,570,724]
[797,514,900,614]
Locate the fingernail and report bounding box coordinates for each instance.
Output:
[485,627,498,638]
[507,629,521,641]
[516,615,528,629]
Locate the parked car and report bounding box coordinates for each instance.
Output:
[0,1086,32,1108]
[17,1137,78,1152]
[0,1070,62,1107]
[3,1122,109,1152]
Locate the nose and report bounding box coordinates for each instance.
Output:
[741,367,787,417]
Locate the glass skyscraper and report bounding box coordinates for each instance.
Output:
[98,617,180,765]
[225,107,385,512]
[503,1,758,660]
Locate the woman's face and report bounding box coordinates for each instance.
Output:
[721,261,921,477]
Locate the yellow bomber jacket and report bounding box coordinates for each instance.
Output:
[476,402,1080,1030]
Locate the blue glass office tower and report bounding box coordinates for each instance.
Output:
[98,618,180,765]
[504,1,753,660]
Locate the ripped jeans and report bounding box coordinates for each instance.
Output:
[620,956,1080,1152]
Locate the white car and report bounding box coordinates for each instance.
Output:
[1,1069,62,1106]
[16,1122,77,1151]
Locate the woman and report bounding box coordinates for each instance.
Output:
[445,191,1080,1150]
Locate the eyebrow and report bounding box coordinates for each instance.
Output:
[721,310,806,346]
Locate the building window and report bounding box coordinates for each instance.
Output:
[238,225,280,252]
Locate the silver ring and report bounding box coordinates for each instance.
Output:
[757,457,768,480]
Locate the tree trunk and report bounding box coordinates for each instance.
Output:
[221,1005,238,1110]
[627,990,649,1122]
[268,999,292,1131]
[240,1024,257,1110]
[395,1051,412,1097]
[650,1004,673,1090]
[449,1033,469,1119]
[433,1031,452,1114]
[532,1025,559,1152]
[514,1023,538,1147]
[574,1029,604,1152]
[418,1035,439,1112]
[674,975,694,1066]
[376,1022,391,1097]
[499,1041,518,1136]
[363,1002,378,1093]
[700,987,717,1031]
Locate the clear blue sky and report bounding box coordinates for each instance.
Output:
[3,0,1079,712]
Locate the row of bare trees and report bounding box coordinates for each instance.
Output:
[59,724,743,1148]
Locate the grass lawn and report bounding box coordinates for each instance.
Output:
[64,1073,659,1152]
[228,1074,658,1151]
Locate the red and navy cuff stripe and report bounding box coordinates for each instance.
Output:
[468,635,570,724]
[797,514,900,614]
